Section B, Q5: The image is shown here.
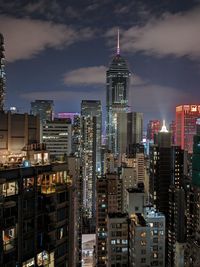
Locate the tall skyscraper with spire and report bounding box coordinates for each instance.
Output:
[0,33,5,112]
[106,29,131,154]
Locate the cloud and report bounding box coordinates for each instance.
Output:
[63,65,147,87]
[63,66,107,85]
[0,15,95,62]
[129,83,191,121]
[107,7,200,59]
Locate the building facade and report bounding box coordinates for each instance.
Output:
[0,112,40,164]
[176,105,200,153]
[31,100,54,124]
[42,119,72,161]
[81,100,102,222]
[0,163,72,267]
[0,33,5,112]
[147,120,161,141]
[106,32,131,154]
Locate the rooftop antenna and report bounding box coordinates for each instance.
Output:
[117,28,120,55]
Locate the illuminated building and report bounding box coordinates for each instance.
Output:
[81,100,102,222]
[0,33,5,112]
[42,118,72,161]
[107,213,128,267]
[170,120,176,145]
[31,100,54,124]
[129,208,165,267]
[57,112,80,123]
[71,114,81,157]
[96,173,122,267]
[106,30,131,154]
[0,111,40,164]
[192,120,200,187]
[57,113,81,157]
[176,105,200,153]
[150,121,188,265]
[0,163,72,267]
[67,156,83,267]
[147,120,161,141]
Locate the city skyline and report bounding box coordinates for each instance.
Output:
[1,0,200,125]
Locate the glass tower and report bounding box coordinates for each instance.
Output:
[106,30,131,154]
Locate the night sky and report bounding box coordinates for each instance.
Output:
[1,0,200,127]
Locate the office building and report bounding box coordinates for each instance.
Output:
[42,118,72,161]
[0,33,5,112]
[176,105,200,153]
[127,112,143,145]
[106,30,131,154]
[117,112,143,155]
[31,100,54,124]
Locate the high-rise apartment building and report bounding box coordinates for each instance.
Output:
[81,100,102,222]
[31,100,54,124]
[81,100,102,172]
[96,173,122,266]
[107,213,128,267]
[0,33,5,112]
[129,208,165,267]
[106,31,131,154]
[0,163,72,267]
[176,105,200,153]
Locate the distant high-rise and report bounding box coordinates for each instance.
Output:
[106,30,131,154]
[176,105,200,153]
[42,118,72,161]
[147,120,161,141]
[0,33,6,112]
[31,100,54,123]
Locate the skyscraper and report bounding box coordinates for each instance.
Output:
[31,100,54,124]
[81,100,102,221]
[0,33,5,112]
[176,105,200,153]
[106,30,131,154]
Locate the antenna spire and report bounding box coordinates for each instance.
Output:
[117,28,120,55]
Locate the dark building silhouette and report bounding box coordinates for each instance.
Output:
[0,163,72,267]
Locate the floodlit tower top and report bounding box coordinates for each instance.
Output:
[160,120,168,133]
